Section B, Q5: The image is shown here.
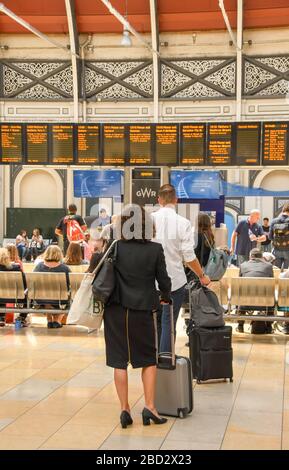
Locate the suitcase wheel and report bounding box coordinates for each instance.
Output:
[178,408,188,419]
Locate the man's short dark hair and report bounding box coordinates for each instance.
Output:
[68,204,77,213]
[249,248,263,259]
[100,209,106,214]
[158,184,176,204]
[263,217,269,222]
[283,203,289,213]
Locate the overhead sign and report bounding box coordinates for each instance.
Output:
[73,170,123,198]
[170,170,221,199]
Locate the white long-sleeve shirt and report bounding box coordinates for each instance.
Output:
[152,206,196,291]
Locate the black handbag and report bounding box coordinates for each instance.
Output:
[92,240,118,304]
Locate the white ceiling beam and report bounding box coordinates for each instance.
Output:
[149,0,159,122]
[99,0,159,56]
[0,2,71,53]
[64,0,80,122]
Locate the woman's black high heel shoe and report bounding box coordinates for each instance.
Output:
[142,408,167,426]
[120,410,133,429]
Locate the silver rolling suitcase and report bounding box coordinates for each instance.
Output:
[155,305,193,418]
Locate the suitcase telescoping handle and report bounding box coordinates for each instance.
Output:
[154,303,176,370]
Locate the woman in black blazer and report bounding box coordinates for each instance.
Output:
[104,206,171,429]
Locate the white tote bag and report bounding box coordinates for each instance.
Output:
[67,272,104,329]
[67,240,117,330]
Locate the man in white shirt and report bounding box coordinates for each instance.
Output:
[152,184,210,353]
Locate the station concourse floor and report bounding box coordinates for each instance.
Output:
[0,316,288,451]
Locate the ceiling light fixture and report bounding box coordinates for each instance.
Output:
[121,0,132,46]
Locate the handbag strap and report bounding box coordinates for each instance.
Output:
[203,232,213,250]
[91,239,118,277]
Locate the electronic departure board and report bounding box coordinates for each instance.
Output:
[129,125,152,165]
[103,125,125,165]
[2,121,289,167]
[180,124,206,165]
[51,125,74,164]
[155,124,178,165]
[77,125,100,164]
[1,124,22,163]
[26,124,48,163]
[262,122,289,165]
[207,123,233,165]
[236,123,261,165]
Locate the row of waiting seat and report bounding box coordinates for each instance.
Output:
[219,277,289,311]
[0,271,86,314]
[1,271,289,324]
[22,263,88,273]
[183,277,289,324]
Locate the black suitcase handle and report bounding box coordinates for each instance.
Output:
[153,304,176,368]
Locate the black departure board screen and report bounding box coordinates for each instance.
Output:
[103,125,125,165]
[77,125,100,164]
[262,122,289,165]
[51,125,73,164]
[1,124,22,163]
[207,123,233,165]
[155,124,178,165]
[236,123,260,165]
[26,124,48,163]
[129,125,152,165]
[180,124,206,165]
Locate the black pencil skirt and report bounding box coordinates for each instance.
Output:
[103,303,157,369]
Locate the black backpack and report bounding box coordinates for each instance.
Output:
[273,216,289,251]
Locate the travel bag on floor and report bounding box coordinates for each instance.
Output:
[154,305,193,418]
[188,325,233,384]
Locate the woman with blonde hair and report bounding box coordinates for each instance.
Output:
[6,244,23,270]
[33,245,70,328]
[0,247,26,327]
[64,242,88,266]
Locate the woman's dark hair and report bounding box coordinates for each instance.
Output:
[64,242,83,265]
[20,229,27,236]
[198,212,215,247]
[86,251,104,273]
[120,205,155,242]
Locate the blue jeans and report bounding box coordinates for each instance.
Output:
[159,285,186,354]
[273,250,289,270]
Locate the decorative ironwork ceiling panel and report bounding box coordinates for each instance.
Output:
[160,58,236,99]
[244,55,289,97]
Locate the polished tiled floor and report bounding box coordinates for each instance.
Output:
[0,317,288,450]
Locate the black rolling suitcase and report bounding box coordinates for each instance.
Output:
[188,326,233,383]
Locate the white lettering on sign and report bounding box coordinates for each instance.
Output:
[136,188,157,198]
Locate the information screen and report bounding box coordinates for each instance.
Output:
[51,125,74,164]
[207,123,233,165]
[236,123,260,165]
[129,125,152,165]
[262,122,289,165]
[103,125,126,165]
[26,124,48,163]
[77,125,100,164]
[1,124,22,163]
[155,124,178,165]
[180,124,206,165]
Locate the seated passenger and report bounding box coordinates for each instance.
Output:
[0,247,27,327]
[278,269,289,335]
[6,243,23,270]
[64,242,88,266]
[29,228,45,261]
[15,230,29,261]
[236,248,274,333]
[33,246,70,329]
